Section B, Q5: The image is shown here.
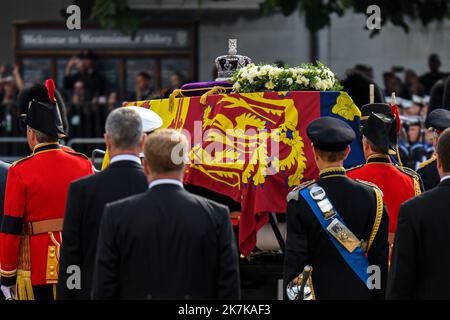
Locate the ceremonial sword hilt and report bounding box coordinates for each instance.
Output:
[286,265,313,300]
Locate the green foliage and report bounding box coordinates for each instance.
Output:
[260,0,450,36]
[90,0,450,37]
[91,0,139,36]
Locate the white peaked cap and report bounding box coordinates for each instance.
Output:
[126,106,163,133]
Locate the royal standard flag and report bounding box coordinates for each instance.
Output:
[126,90,363,255]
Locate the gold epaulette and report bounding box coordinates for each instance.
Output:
[418,156,436,169]
[287,180,315,202]
[345,164,363,172]
[62,148,89,160]
[355,179,384,197]
[396,165,422,195]
[12,155,34,167]
[396,165,420,180]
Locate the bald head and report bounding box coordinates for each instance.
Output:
[144,129,188,177]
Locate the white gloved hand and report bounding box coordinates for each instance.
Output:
[1,285,16,300]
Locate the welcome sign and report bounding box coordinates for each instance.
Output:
[18,28,191,50]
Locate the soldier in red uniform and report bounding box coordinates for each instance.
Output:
[347,111,422,248]
[0,80,93,300]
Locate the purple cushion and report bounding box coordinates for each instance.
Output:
[180,81,232,97]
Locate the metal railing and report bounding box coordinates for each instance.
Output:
[0,137,106,166]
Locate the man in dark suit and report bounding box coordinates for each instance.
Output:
[388,128,450,299]
[284,117,389,300]
[91,129,240,300]
[57,108,149,300]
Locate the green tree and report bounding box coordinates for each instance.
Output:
[89,0,450,37]
[260,0,450,36]
[90,0,139,36]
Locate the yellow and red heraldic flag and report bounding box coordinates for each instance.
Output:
[126,90,363,255]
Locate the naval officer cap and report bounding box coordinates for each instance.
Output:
[126,106,163,134]
[425,108,450,134]
[307,117,356,152]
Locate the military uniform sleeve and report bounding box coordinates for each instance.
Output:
[216,205,240,299]
[0,167,26,286]
[386,202,417,300]
[417,167,431,191]
[57,181,84,300]
[367,203,389,300]
[91,203,120,300]
[283,198,309,299]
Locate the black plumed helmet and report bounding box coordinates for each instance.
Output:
[17,80,69,137]
[17,84,50,117]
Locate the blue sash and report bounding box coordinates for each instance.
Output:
[299,187,369,285]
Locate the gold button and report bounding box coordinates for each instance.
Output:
[49,248,55,253]
[50,272,55,276]
[49,266,55,271]
[49,253,55,258]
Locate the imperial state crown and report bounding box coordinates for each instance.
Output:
[215,39,252,81]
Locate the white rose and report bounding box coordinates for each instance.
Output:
[260,65,271,75]
[315,80,326,90]
[326,79,333,88]
[290,69,298,77]
[302,76,310,86]
[233,82,241,91]
[286,78,293,86]
[269,67,283,78]
[247,70,256,81]
[265,81,275,90]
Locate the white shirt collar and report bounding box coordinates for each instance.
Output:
[148,179,184,189]
[110,154,141,165]
[440,175,450,183]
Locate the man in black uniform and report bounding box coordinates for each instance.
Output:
[91,129,240,299]
[417,109,450,190]
[284,117,389,300]
[388,128,450,299]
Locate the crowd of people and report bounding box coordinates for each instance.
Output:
[0,50,185,155]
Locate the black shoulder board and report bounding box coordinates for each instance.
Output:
[287,180,315,202]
